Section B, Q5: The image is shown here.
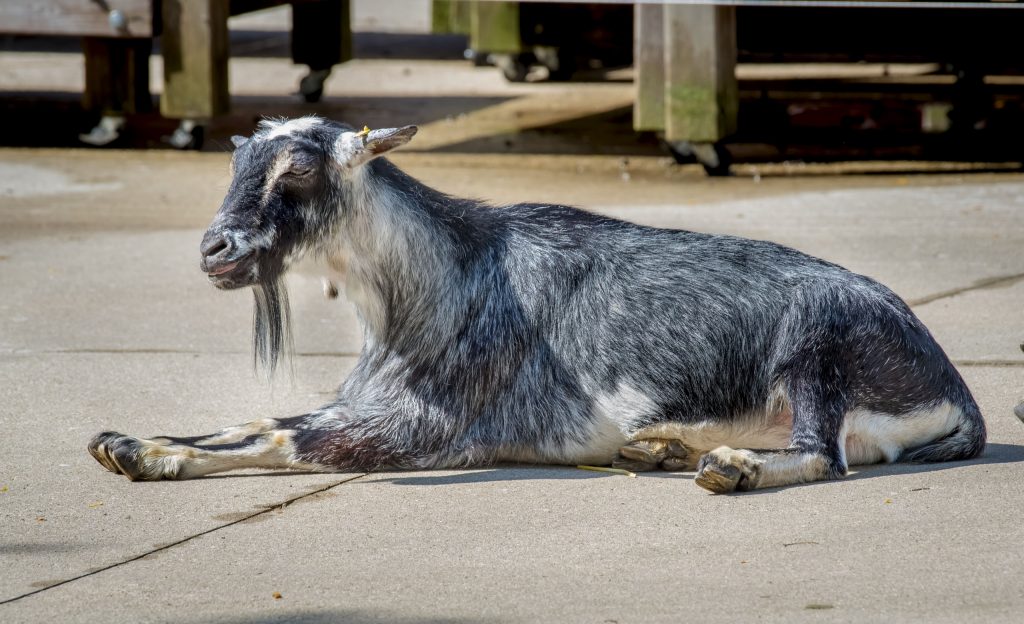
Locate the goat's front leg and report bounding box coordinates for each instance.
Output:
[88,430,312,481]
[694,372,848,493]
[87,413,366,480]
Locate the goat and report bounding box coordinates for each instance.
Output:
[88,116,986,493]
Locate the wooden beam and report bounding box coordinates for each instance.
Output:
[159,0,230,120]
[633,3,665,132]
[433,1,472,35]
[663,6,738,143]
[470,1,521,54]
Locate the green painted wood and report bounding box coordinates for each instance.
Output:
[433,1,472,35]
[470,1,521,54]
[160,0,230,120]
[634,4,666,132]
[663,6,738,143]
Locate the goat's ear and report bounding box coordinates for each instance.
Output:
[230,135,248,148]
[334,125,418,169]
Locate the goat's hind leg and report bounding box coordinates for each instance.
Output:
[88,415,316,481]
[613,438,697,472]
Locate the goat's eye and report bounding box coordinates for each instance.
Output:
[285,166,313,178]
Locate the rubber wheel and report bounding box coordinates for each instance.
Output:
[665,141,733,176]
[502,57,530,83]
[544,50,576,82]
[700,144,732,177]
[302,88,323,104]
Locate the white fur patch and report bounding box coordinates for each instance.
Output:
[192,419,280,446]
[841,400,963,465]
[139,431,318,479]
[263,116,322,140]
[554,383,654,464]
[261,152,294,202]
[497,382,654,465]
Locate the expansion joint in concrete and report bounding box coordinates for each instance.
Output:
[0,473,368,606]
[908,271,1024,308]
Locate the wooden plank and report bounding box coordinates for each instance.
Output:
[433,1,472,36]
[470,1,521,54]
[633,3,665,132]
[160,0,230,120]
[663,6,738,143]
[0,0,152,38]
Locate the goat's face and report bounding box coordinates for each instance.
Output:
[200,116,417,290]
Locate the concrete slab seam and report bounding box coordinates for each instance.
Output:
[0,473,369,607]
[907,271,1024,307]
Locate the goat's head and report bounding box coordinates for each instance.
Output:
[199,116,417,374]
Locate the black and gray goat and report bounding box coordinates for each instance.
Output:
[88,117,986,493]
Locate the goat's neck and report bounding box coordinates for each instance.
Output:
[323,164,463,344]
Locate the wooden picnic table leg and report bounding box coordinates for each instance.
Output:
[160,0,230,148]
[292,0,352,102]
[470,1,526,81]
[633,3,666,133]
[662,5,738,175]
[80,37,153,145]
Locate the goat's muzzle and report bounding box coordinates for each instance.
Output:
[200,230,256,289]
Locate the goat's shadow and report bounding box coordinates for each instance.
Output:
[367,442,1024,490]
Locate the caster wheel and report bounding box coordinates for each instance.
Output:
[536,47,575,82]
[165,119,205,150]
[696,143,732,177]
[464,49,490,67]
[666,141,732,176]
[299,69,331,103]
[493,53,532,83]
[79,115,126,146]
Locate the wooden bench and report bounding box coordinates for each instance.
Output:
[0,0,351,148]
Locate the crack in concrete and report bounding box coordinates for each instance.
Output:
[0,473,368,606]
[908,271,1024,307]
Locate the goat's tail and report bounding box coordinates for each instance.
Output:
[900,398,987,463]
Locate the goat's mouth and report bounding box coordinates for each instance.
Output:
[205,254,257,289]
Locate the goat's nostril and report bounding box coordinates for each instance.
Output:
[201,236,231,259]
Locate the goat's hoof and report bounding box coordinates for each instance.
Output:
[618,439,668,464]
[88,432,145,481]
[618,438,695,472]
[660,454,692,472]
[694,447,760,494]
[88,431,123,474]
[611,457,657,472]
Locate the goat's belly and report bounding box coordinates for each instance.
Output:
[498,415,628,466]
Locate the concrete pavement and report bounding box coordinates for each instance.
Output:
[2,145,1023,622]
[3,2,1022,620]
